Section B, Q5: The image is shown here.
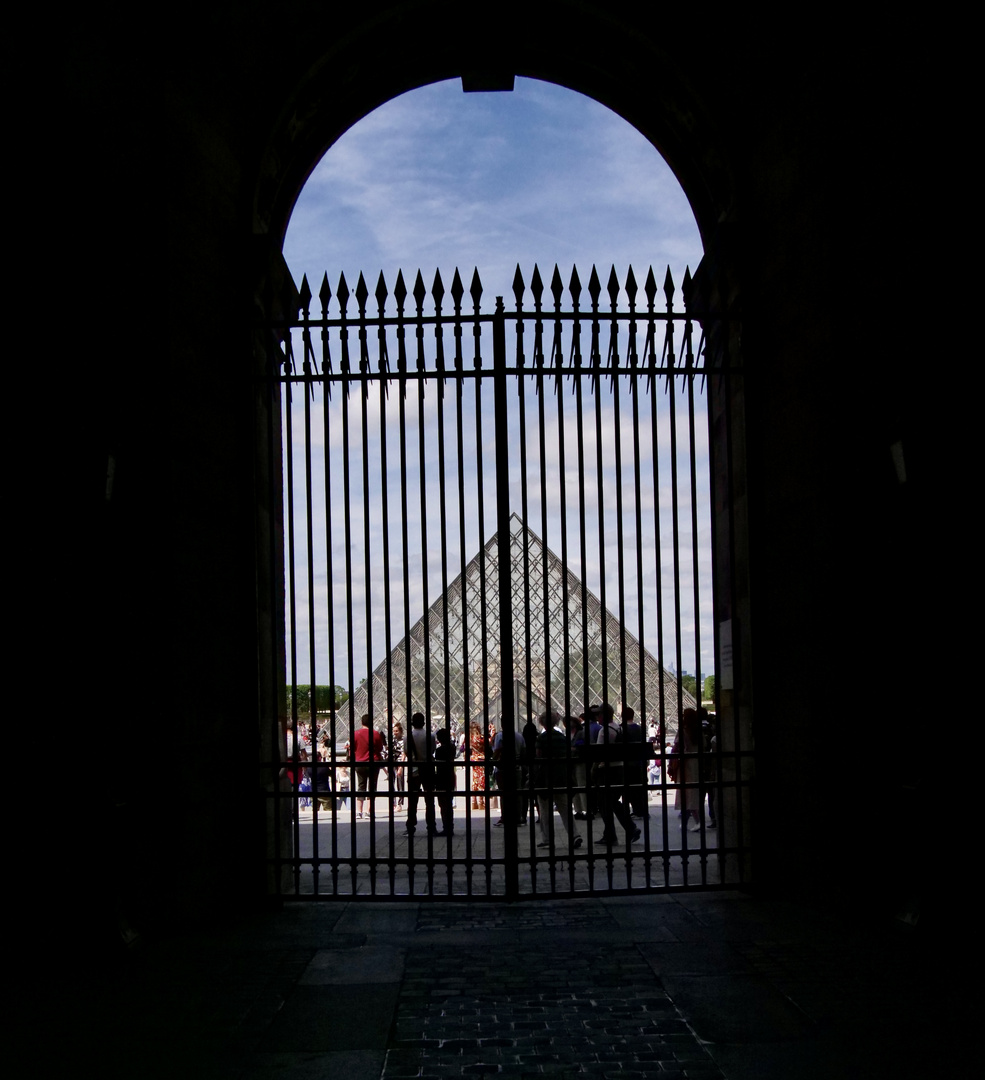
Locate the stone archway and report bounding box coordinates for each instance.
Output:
[250,6,752,898]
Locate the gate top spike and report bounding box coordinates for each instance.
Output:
[607,265,620,307]
[644,267,658,307]
[682,266,693,304]
[625,265,638,305]
[450,267,464,307]
[298,274,312,313]
[511,265,524,306]
[471,267,484,307]
[337,271,350,310]
[663,266,676,300]
[588,265,602,307]
[551,264,564,306]
[530,264,544,304]
[394,269,407,307]
[375,271,388,309]
[355,272,369,312]
[431,268,445,304]
[568,265,581,304]
[413,270,427,308]
[318,272,332,311]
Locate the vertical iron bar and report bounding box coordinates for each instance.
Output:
[536,323,557,890]
[322,363,340,896]
[453,359,471,893]
[397,279,414,892]
[684,315,708,882]
[608,277,632,885]
[433,293,453,884]
[626,270,653,882]
[358,308,378,889]
[415,273,433,895]
[471,348,493,898]
[339,281,359,894]
[557,284,578,891]
[376,285,397,890]
[301,288,318,893]
[664,275,690,882]
[646,283,671,886]
[571,299,596,891]
[493,297,519,900]
[629,365,652,883]
[517,321,535,892]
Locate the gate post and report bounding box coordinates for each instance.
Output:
[493,296,519,898]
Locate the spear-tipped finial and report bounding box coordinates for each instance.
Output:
[450,267,464,307]
[511,265,524,306]
[531,264,544,305]
[551,264,564,306]
[644,266,658,307]
[663,266,676,302]
[607,265,620,306]
[625,265,638,305]
[355,271,369,310]
[588,265,602,307]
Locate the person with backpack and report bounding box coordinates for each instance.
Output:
[433,727,457,837]
[404,712,437,836]
[593,703,640,846]
[534,711,583,850]
[492,722,526,827]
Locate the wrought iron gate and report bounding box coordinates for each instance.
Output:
[259,260,749,899]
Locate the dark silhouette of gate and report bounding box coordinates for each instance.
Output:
[262,261,747,899]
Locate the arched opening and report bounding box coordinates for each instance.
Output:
[253,39,749,900]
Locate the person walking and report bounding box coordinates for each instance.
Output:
[593,703,640,846]
[405,712,437,835]
[535,711,583,850]
[353,714,385,820]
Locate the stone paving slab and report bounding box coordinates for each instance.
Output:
[259,984,400,1052]
[33,892,975,1080]
[300,944,406,984]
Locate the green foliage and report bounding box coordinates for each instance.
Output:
[287,684,349,719]
[680,673,698,698]
[703,675,716,702]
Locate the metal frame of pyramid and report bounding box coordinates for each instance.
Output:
[333,514,694,741]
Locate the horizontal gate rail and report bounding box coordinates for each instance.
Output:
[259,261,751,900]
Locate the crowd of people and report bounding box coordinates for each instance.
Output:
[283,704,718,847]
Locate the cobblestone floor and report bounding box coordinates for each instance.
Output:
[382,905,723,1079]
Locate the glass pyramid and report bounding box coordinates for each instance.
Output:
[334,513,694,739]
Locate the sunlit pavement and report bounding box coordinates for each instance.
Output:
[286,792,723,896]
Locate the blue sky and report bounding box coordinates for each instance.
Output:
[282,77,713,704]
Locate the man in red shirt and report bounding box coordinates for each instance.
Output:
[353,713,386,819]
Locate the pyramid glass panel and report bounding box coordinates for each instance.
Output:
[335,514,694,739]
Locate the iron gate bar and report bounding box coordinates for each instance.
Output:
[265,261,748,899]
[644,269,672,883]
[493,297,520,898]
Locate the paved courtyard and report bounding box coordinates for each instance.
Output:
[281,789,725,897]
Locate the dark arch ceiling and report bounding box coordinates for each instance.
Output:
[253,3,735,254]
